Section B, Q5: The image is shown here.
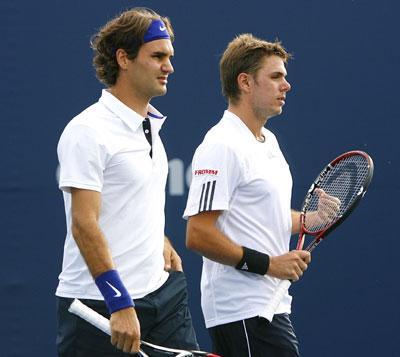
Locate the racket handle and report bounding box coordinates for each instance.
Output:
[69,298,111,335]
[68,299,149,357]
[262,280,291,322]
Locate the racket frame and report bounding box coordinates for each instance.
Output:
[297,150,374,251]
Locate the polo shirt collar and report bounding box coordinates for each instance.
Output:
[99,89,167,132]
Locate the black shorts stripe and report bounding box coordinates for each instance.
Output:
[242,320,251,357]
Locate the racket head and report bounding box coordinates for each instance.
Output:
[298,150,374,248]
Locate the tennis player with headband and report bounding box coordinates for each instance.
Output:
[56,8,198,355]
[184,34,312,356]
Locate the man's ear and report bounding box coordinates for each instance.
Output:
[115,48,129,70]
[237,72,252,95]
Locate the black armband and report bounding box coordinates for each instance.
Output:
[235,246,270,275]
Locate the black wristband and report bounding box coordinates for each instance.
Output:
[235,246,270,275]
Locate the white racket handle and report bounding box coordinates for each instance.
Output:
[68,299,149,357]
[68,298,111,335]
[263,280,292,322]
[68,299,194,357]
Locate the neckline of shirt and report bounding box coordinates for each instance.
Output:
[223,110,267,144]
[99,89,167,132]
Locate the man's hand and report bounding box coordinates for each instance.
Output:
[163,236,183,272]
[267,250,311,281]
[110,307,141,354]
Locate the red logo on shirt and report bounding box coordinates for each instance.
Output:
[194,169,219,176]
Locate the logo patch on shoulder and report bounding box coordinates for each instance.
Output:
[194,169,219,176]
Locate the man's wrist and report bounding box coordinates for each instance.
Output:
[235,246,270,275]
[95,269,134,314]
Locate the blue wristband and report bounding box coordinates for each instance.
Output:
[94,270,134,314]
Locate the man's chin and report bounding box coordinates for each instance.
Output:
[152,87,168,97]
[267,107,283,117]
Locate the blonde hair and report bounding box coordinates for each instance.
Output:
[220,33,291,103]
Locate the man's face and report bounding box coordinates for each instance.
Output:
[127,39,174,99]
[249,55,291,119]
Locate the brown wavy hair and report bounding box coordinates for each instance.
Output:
[220,33,291,104]
[91,7,174,87]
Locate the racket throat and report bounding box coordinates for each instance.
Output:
[296,233,305,250]
[306,238,322,252]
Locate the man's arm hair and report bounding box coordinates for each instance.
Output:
[71,188,114,277]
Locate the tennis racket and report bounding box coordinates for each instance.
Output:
[263,150,374,321]
[68,299,220,357]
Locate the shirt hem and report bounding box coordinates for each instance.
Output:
[204,306,291,328]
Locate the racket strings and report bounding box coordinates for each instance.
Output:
[304,155,370,232]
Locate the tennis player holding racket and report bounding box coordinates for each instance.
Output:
[56,8,198,356]
[184,34,338,357]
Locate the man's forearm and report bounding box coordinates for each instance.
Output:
[291,209,301,234]
[72,217,114,278]
[71,188,115,278]
[186,213,243,266]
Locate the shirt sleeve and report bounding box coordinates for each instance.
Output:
[57,124,107,193]
[183,140,242,218]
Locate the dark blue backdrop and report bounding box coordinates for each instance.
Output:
[1,0,399,355]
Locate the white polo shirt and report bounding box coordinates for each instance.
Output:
[184,110,293,328]
[56,89,169,300]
